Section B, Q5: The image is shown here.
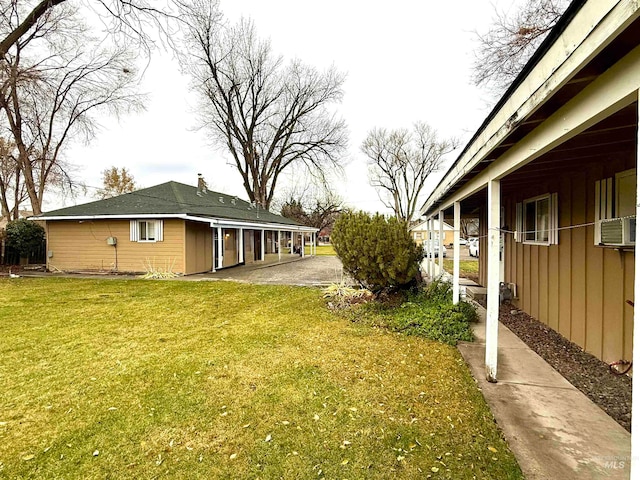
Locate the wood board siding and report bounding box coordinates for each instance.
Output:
[477,155,635,365]
[185,221,213,275]
[46,219,185,273]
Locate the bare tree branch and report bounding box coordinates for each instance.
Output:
[180,3,347,210]
[362,122,457,223]
[472,0,569,94]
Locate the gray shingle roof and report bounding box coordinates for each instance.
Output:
[39,181,301,226]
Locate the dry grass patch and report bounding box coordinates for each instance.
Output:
[0,278,522,479]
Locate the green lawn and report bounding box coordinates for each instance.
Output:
[443,259,479,282]
[306,244,336,256]
[0,278,521,479]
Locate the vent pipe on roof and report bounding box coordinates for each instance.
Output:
[197,173,208,196]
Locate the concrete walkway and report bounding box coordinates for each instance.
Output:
[458,304,631,479]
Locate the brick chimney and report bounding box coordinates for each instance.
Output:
[197,173,208,196]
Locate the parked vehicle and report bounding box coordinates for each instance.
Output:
[468,237,479,257]
[423,241,447,257]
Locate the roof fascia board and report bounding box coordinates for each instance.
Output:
[425,43,640,216]
[33,213,317,232]
[422,0,638,215]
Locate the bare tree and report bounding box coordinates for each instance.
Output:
[278,183,342,233]
[0,3,144,214]
[472,0,569,93]
[0,0,181,59]
[96,166,136,199]
[362,122,457,223]
[0,136,27,220]
[181,3,347,210]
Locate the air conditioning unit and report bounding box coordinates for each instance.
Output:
[598,217,636,246]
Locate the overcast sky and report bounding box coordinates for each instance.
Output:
[55,0,518,214]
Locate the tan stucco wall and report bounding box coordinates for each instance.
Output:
[46,219,185,274]
[478,154,635,365]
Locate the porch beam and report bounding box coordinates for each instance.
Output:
[453,202,461,304]
[424,44,640,216]
[630,93,640,479]
[486,179,501,383]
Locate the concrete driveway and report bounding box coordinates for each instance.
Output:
[193,256,346,287]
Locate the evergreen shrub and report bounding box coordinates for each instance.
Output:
[332,211,422,292]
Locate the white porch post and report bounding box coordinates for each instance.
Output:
[291,231,295,255]
[277,230,282,261]
[301,232,306,257]
[217,227,223,270]
[261,230,265,261]
[486,179,501,383]
[453,202,461,304]
[428,218,434,278]
[438,210,444,276]
[211,227,216,272]
[238,228,244,263]
[630,97,640,480]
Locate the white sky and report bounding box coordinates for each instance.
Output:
[54,0,519,214]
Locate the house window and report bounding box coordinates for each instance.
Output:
[130,220,164,242]
[515,193,558,245]
[594,169,636,246]
[415,232,423,240]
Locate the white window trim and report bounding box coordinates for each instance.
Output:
[130,220,164,243]
[515,193,558,246]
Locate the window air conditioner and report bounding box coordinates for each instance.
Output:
[598,216,636,246]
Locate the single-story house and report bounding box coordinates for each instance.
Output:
[419,0,640,470]
[34,179,318,275]
[411,219,454,246]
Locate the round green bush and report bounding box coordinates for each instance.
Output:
[5,218,45,258]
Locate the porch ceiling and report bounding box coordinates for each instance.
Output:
[431,14,640,217]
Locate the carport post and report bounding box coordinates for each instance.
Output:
[217,227,223,270]
[261,230,265,261]
[301,232,305,257]
[277,230,281,261]
[630,97,640,480]
[429,218,435,278]
[453,202,461,304]
[426,218,431,278]
[239,228,244,263]
[438,210,444,276]
[486,179,501,383]
[291,231,295,255]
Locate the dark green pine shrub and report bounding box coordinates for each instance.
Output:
[332,211,422,292]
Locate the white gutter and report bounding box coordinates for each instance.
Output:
[31,213,318,232]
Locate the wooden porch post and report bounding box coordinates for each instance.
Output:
[238,228,244,264]
[486,179,501,383]
[291,231,295,255]
[438,210,444,276]
[261,230,265,261]
[301,232,305,257]
[211,227,216,272]
[453,202,461,304]
[630,96,640,480]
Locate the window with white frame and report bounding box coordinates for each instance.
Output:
[130,220,164,242]
[515,193,558,245]
[594,169,636,246]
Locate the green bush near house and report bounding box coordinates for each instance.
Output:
[341,281,477,345]
[5,218,45,258]
[331,211,422,292]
